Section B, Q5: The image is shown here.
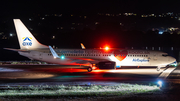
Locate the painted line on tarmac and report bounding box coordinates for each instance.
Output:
[158,67,176,79]
[0,67,23,72]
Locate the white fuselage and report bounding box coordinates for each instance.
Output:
[18,49,176,68]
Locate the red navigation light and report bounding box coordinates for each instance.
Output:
[105,46,109,51]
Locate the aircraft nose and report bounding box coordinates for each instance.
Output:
[169,56,176,62]
[168,56,177,66]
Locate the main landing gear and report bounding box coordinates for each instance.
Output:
[87,67,92,72]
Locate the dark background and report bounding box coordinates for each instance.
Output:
[0,0,180,61]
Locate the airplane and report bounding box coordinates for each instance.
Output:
[4,19,177,72]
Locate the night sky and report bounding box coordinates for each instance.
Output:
[1,0,180,61]
[1,0,180,16]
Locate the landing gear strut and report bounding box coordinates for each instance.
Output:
[87,67,92,72]
[156,66,161,71]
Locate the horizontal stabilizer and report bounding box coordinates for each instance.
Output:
[4,48,29,52]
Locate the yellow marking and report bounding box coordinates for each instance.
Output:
[22,37,32,40]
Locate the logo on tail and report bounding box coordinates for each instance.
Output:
[22,37,32,46]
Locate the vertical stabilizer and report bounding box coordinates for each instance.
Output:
[13,19,48,50]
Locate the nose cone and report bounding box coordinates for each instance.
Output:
[170,57,176,62]
[169,57,177,67]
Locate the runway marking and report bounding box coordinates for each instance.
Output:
[0,67,23,72]
[93,68,165,75]
[158,67,176,79]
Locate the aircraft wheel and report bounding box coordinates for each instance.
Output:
[156,67,160,71]
[87,67,92,72]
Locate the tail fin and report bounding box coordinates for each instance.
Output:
[13,19,48,50]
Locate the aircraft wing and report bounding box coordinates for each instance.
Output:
[49,46,108,64]
[49,46,60,59]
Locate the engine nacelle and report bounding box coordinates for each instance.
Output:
[97,61,116,69]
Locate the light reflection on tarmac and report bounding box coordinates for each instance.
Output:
[0,65,177,86]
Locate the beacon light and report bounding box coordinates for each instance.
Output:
[105,46,109,50]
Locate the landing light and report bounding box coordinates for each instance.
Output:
[92,66,97,70]
[157,80,163,88]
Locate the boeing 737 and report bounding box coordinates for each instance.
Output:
[5,19,177,72]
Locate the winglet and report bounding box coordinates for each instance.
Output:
[81,43,86,49]
[49,46,60,59]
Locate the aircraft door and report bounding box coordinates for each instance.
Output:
[151,54,159,66]
[39,52,43,60]
[153,54,157,61]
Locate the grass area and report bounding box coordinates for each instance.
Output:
[0,83,159,98]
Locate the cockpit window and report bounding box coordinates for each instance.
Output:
[162,54,168,57]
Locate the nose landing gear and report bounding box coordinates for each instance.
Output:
[156,66,161,71]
